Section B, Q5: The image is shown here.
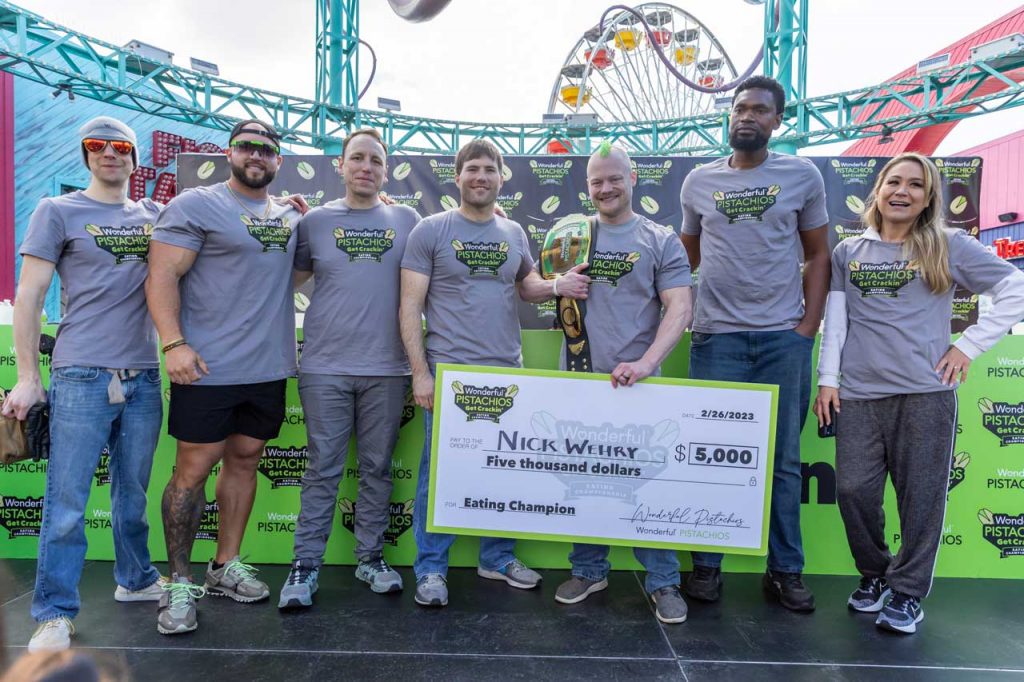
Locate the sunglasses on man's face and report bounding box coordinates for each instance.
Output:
[82,138,134,155]
[230,139,280,156]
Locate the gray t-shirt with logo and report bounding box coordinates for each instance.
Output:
[559,215,692,374]
[295,200,420,376]
[401,210,533,369]
[832,229,1018,400]
[680,153,829,333]
[151,182,300,385]
[19,191,161,370]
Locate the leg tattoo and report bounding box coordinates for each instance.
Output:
[162,481,206,578]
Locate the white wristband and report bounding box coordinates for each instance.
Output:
[552,277,559,296]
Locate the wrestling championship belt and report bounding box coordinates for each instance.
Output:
[540,214,599,372]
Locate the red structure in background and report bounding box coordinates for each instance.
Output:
[954,129,1024,230]
[843,7,1024,157]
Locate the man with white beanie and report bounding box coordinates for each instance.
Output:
[2,116,166,652]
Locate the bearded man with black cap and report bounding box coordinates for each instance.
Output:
[145,119,302,635]
[2,116,166,652]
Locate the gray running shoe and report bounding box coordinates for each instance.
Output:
[554,576,609,604]
[28,616,74,652]
[157,576,205,635]
[205,556,270,603]
[355,555,403,594]
[414,573,448,607]
[278,560,319,610]
[651,586,688,624]
[477,558,542,589]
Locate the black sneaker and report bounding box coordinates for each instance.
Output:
[683,565,722,602]
[848,576,890,613]
[762,570,815,612]
[876,591,923,634]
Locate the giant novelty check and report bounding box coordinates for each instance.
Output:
[428,365,779,555]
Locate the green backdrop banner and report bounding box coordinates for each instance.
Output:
[2,327,1022,578]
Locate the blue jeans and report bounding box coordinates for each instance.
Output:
[687,330,813,574]
[570,544,679,594]
[32,366,163,622]
[413,410,516,579]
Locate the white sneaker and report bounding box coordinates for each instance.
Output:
[28,616,74,652]
[115,575,169,602]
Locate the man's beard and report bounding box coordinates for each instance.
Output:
[462,187,497,211]
[231,159,277,189]
[728,128,770,152]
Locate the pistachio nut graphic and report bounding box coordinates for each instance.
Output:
[766,184,781,196]
[440,195,459,211]
[450,239,465,251]
[451,381,465,395]
[294,292,310,312]
[978,508,995,525]
[84,224,104,237]
[505,385,519,398]
[499,242,510,253]
[830,159,841,169]
[502,165,513,181]
[640,196,659,214]
[529,160,538,168]
[541,196,561,214]
[953,452,971,469]
[846,195,866,214]
[849,260,861,271]
[296,162,316,180]
[334,228,346,239]
[662,160,672,169]
[978,397,995,414]
[712,191,725,201]
[950,196,968,215]
[626,251,641,263]
[197,160,217,180]
[393,162,412,181]
[385,229,397,239]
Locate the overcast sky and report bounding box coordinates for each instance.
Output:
[17,0,1024,155]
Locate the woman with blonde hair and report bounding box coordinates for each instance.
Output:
[813,152,1024,634]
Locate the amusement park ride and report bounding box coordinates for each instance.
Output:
[0,0,1021,156]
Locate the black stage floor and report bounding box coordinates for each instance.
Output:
[2,561,1023,681]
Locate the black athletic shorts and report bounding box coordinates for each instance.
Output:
[168,380,286,444]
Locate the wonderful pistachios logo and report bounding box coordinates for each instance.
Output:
[241,215,292,253]
[577,192,596,213]
[84,223,153,264]
[279,189,325,208]
[257,446,308,488]
[713,185,780,223]
[195,499,219,541]
[977,508,1024,557]
[834,224,866,241]
[451,382,518,423]
[496,192,524,213]
[848,260,917,297]
[0,495,44,538]
[333,227,397,262]
[529,159,572,185]
[935,158,981,185]
[387,190,423,210]
[528,412,677,503]
[829,158,877,185]
[525,224,549,248]
[428,159,457,185]
[978,398,1024,446]
[952,292,979,322]
[948,452,969,494]
[451,239,509,276]
[635,159,673,186]
[589,250,641,286]
[338,498,414,546]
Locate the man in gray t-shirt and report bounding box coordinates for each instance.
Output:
[146,120,300,634]
[550,145,694,625]
[679,76,831,612]
[279,129,419,608]
[2,117,164,652]
[399,139,588,608]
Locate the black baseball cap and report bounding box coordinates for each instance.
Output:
[228,119,281,146]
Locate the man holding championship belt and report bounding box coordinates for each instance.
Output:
[543,143,694,624]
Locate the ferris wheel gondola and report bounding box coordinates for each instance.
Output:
[548,3,740,150]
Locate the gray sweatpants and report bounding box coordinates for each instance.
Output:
[293,374,409,565]
[835,391,957,599]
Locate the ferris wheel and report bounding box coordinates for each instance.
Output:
[548,3,740,131]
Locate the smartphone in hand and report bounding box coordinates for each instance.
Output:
[818,404,836,439]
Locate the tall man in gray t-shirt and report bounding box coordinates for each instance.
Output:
[680,76,831,612]
[2,117,165,652]
[146,120,301,634]
[399,139,588,608]
[279,129,419,609]
[551,145,694,625]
